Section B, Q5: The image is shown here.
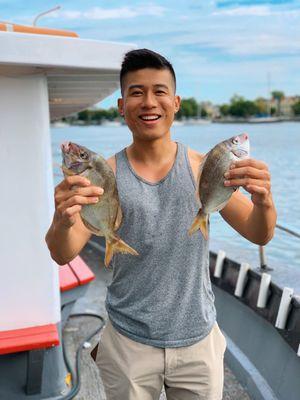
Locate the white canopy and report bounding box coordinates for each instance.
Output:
[0,31,135,120]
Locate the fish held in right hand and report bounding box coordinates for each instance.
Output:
[189,133,250,240]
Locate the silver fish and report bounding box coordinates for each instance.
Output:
[189,133,250,239]
[61,142,138,266]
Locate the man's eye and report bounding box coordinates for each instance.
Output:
[132,91,142,96]
[156,90,166,95]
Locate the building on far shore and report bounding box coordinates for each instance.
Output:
[270,95,300,117]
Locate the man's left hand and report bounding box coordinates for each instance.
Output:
[224,158,272,208]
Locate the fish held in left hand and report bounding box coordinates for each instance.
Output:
[61,141,138,266]
[189,133,250,240]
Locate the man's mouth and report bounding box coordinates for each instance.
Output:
[139,114,161,121]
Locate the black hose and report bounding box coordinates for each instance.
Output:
[53,312,105,400]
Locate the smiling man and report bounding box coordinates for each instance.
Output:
[46,49,276,400]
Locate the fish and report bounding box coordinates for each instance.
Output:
[188,133,250,240]
[61,142,138,266]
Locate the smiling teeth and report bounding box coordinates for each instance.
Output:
[141,115,160,120]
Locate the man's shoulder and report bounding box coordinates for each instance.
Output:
[106,155,116,174]
[187,147,205,164]
[185,147,205,182]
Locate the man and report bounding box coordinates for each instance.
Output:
[46,49,276,400]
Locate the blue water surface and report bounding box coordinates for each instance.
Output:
[51,122,300,271]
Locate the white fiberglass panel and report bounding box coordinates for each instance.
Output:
[0,74,60,330]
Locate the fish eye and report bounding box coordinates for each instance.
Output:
[232,138,239,145]
[80,151,89,160]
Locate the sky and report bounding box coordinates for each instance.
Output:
[2,0,300,108]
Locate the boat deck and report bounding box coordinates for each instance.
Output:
[63,242,251,399]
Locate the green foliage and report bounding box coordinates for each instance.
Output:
[254,98,268,115]
[292,101,300,115]
[271,91,285,116]
[219,96,259,117]
[177,97,198,119]
[201,108,208,118]
[271,91,285,101]
[77,108,121,124]
[219,104,230,116]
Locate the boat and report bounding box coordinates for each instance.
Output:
[1,16,299,400]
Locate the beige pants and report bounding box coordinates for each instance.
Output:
[95,320,226,400]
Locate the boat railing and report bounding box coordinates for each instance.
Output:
[259,223,300,271]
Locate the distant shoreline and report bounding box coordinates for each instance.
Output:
[51,117,300,128]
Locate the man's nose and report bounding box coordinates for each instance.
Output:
[142,92,157,108]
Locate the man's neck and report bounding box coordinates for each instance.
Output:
[127,135,177,165]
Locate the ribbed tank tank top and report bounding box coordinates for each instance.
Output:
[105,142,216,348]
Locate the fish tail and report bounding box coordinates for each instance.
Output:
[105,235,138,267]
[188,209,209,240]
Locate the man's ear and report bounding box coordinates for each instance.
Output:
[118,98,124,116]
[174,95,181,113]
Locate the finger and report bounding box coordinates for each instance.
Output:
[58,175,91,191]
[224,178,270,190]
[231,158,268,170]
[56,186,104,204]
[225,167,270,181]
[62,205,82,220]
[57,195,100,214]
[244,185,269,195]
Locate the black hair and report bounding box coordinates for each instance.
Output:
[120,48,176,93]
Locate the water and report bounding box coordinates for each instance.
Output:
[51,122,300,271]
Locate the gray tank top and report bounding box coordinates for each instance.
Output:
[105,142,216,348]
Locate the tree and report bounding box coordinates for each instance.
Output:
[292,101,300,115]
[228,97,259,118]
[254,97,268,116]
[271,91,285,116]
[176,98,198,119]
[219,104,230,116]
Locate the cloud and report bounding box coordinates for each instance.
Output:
[50,5,165,21]
[213,3,300,17]
[213,5,272,16]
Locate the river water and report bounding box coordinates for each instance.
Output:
[51,122,300,271]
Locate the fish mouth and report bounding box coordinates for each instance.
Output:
[61,141,79,154]
[232,149,248,158]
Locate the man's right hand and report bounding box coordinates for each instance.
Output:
[54,175,104,229]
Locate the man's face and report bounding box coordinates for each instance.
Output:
[118,68,180,141]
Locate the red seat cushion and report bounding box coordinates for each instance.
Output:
[68,256,95,285]
[0,324,59,355]
[59,264,79,292]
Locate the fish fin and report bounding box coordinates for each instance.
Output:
[104,236,138,267]
[82,218,103,236]
[188,209,209,240]
[114,206,123,230]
